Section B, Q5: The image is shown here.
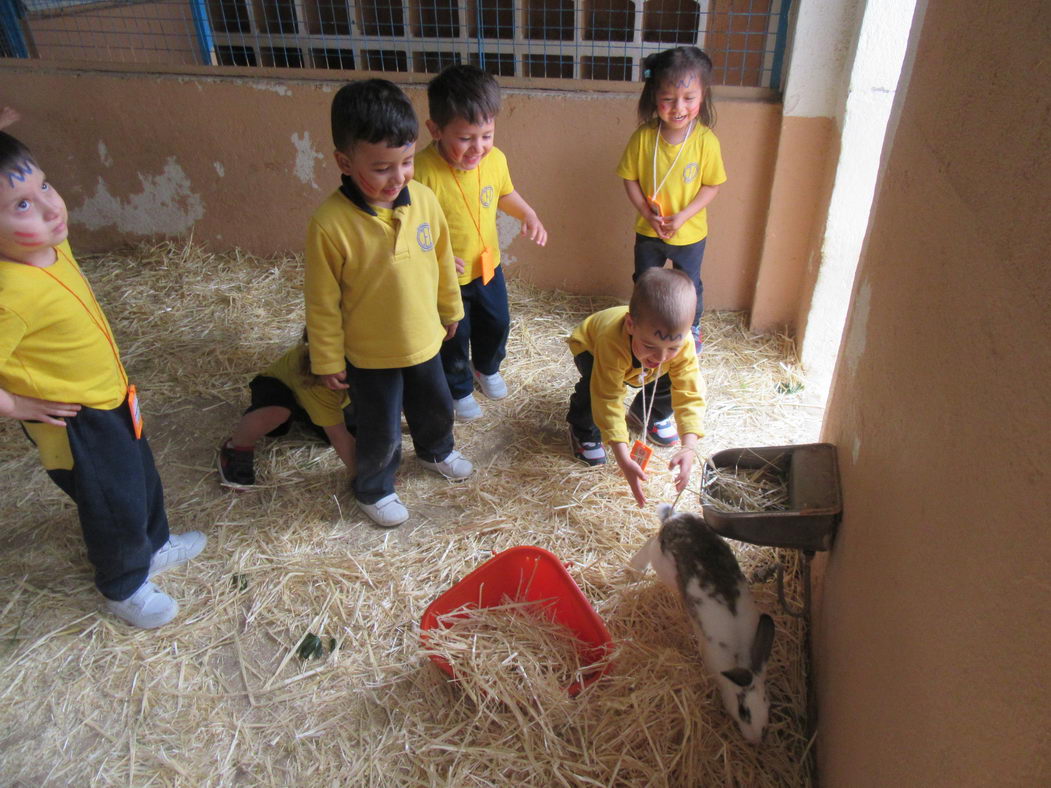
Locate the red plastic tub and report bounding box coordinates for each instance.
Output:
[420,546,614,696]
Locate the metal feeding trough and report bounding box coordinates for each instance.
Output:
[700,442,842,552]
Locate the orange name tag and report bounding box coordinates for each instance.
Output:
[480,247,495,285]
[128,384,143,439]
[630,439,652,470]
[647,195,664,218]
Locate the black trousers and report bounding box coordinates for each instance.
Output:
[43,400,170,601]
[441,266,511,399]
[566,351,673,443]
[345,352,454,504]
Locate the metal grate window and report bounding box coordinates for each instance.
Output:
[4,0,792,88]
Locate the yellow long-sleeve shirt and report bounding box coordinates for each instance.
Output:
[568,306,706,445]
[304,178,464,372]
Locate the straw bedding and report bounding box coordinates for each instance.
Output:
[0,242,820,786]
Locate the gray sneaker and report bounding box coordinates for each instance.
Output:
[419,450,473,480]
[453,394,482,421]
[149,531,207,578]
[105,581,178,629]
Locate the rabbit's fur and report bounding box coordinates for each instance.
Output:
[631,503,775,743]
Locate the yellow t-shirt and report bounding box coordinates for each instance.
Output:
[567,306,707,445]
[262,343,349,428]
[1,241,130,470]
[413,143,515,286]
[304,179,464,373]
[0,241,127,409]
[616,121,727,245]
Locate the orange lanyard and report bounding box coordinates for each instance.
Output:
[446,161,496,284]
[446,161,486,245]
[36,247,129,390]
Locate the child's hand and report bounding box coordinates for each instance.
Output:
[0,106,20,130]
[454,256,466,275]
[443,321,459,341]
[320,371,349,391]
[521,212,547,246]
[643,205,666,239]
[612,442,649,507]
[668,448,695,493]
[0,391,81,425]
[659,211,688,239]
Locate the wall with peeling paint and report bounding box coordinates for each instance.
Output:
[0,65,784,312]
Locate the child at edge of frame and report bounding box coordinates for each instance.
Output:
[617,46,727,356]
[217,329,357,488]
[413,64,547,423]
[0,131,206,629]
[566,268,707,508]
[303,79,473,529]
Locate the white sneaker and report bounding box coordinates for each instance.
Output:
[419,450,474,480]
[357,493,409,527]
[473,369,508,399]
[149,531,207,578]
[105,581,178,629]
[453,394,482,421]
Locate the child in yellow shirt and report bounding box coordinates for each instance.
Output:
[303,80,472,528]
[414,65,547,421]
[0,132,205,629]
[567,269,707,507]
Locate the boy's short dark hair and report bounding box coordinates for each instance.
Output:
[427,65,501,128]
[0,131,35,179]
[629,268,696,333]
[331,79,418,152]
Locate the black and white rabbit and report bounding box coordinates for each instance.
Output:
[631,503,776,743]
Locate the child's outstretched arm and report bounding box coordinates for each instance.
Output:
[497,191,547,246]
[659,184,721,238]
[322,423,356,478]
[622,179,667,239]
[0,387,81,426]
[610,440,649,507]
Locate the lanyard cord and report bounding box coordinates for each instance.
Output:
[638,361,662,433]
[445,158,486,247]
[650,119,694,208]
[37,247,128,389]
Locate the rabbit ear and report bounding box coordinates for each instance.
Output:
[657,503,675,523]
[722,667,754,688]
[749,613,776,673]
[629,534,658,571]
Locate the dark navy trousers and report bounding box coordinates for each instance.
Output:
[43,401,170,601]
[441,266,511,400]
[566,351,673,443]
[345,352,454,504]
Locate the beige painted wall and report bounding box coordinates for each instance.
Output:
[815,0,1051,783]
[0,63,796,312]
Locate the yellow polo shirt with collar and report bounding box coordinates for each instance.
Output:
[304,178,463,373]
[261,343,349,427]
[616,121,727,245]
[568,306,706,445]
[413,142,514,286]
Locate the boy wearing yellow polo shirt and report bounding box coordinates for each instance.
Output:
[414,65,547,422]
[566,269,706,507]
[304,80,472,528]
[0,132,205,629]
